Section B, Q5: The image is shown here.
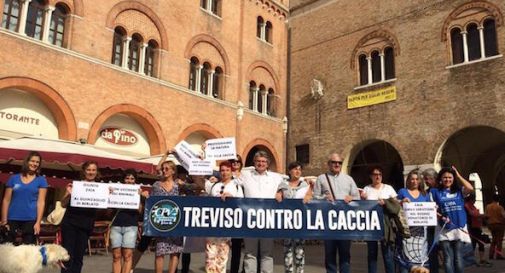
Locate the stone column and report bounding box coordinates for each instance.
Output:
[18,0,32,35]
[379,53,385,82]
[478,26,486,59]
[195,65,203,93]
[461,31,469,63]
[366,56,372,85]
[207,70,215,97]
[261,89,268,115]
[252,87,259,111]
[121,37,131,69]
[41,5,54,43]
[139,43,147,74]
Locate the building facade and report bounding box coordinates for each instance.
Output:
[288,0,505,201]
[0,0,289,172]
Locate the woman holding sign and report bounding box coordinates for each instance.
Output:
[60,161,101,273]
[110,169,141,273]
[359,166,397,273]
[153,161,183,273]
[396,169,431,273]
[206,161,244,273]
[430,166,473,273]
[0,151,48,245]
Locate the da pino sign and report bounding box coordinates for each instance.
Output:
[100,128,138,145]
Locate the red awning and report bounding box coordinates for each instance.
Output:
[0,137,156,174]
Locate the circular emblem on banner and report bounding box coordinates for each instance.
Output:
[149,199,181,232]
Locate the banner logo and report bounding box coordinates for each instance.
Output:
[149,200,181,232]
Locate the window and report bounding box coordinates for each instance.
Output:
[256,16,272,43]
[189,57,199,91]
[296,144,310,164]
[48,4,67,47]
[257,85,265,114]
[353,31,397,87]
[249,81,257,110]
[201,0,220,17]
[128,34,142,72]
[267,88,275,116]
[2,0,21,31]
[144,40,157,76]
[450,28,464,64]
[483,19,498,57]
[25,0,44,40]
[444,2,502,65]
[265,21,272,43]
[212,67,223,98]
[111,27,126,66]
[200,62,211,95]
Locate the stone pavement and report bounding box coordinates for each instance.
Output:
[41,241,505,273]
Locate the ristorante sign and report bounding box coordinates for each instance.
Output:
[100,127,138,145]
[0,110,41,125]
[143,196,384,240]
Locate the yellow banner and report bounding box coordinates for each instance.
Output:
[347,86,397,109]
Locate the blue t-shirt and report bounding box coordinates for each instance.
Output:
[430,188,466,230]
[6,174,48,221]
[397,188,430,202]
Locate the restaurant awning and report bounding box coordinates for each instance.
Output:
[0,137,156,174]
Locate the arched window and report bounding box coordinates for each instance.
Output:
[257,16,264,39]
[249,81,256,110]
[25,0,44,39]
[2,0,21,31]
[200,62,211,95]
[128,34,142,72]
[358,54,368,86]
[212,66,223,98]
[144,40,157,77]
[48,4,67,47]
[450,27,464,64]
[484,19,498,57]
[384,47,395,80]
[189,57,200,91]
[267,88,275,116]
[211,0,221,16]
[111,27,126,66]
[371,51,381,83]
[467,23,481,61]
[257,84,265,114]
[265,21,273,43]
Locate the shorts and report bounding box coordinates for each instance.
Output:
[110,226,138,249]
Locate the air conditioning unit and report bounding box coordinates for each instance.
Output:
[310,79,324,100]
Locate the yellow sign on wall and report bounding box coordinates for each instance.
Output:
[347,86,397,109]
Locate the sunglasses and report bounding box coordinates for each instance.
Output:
[220,185,225,195]
[329,160,343,165]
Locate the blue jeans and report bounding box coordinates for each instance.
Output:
[440,240,464,273]
[367,241,394,273]
[324,240,351,273]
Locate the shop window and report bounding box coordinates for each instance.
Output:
[296,144,310,164]
[2,0,21,31]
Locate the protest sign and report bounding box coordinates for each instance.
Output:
[205,137,236,160]
[108,183,141,209]
[189,159,214,175]
[174,140,199,170]
[70,181,109,208]
[144,196,384,240]
[403,202,437,226]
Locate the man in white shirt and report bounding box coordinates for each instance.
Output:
[237,151,283,273]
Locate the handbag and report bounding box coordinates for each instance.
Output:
[46,201,66,225]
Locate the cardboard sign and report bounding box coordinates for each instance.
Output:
[70,181,109,209]
[403,202,437,226]
[205,137,236,160]
[108,183,141,209]
[189,159,214,175]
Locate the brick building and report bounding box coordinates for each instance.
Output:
[288,0,505,201]
[0,0,289,176]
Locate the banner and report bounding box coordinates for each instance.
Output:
[347,86,397,109]
[143,196,384,240]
